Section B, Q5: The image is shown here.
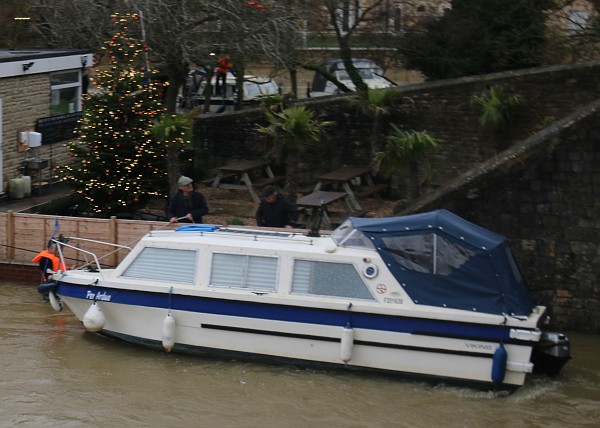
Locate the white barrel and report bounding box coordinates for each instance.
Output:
[8,178,25,199]
[83,302,106,332]
[161,313,177,352]
[340,325,354,363]
[21,175,32,197]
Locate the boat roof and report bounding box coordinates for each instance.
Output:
[350,209,506,250]
[343,210,537,316]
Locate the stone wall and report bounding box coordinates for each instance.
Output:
[404,104,600,333]
[192,61,600,195]
[1,74,71,193]
[1,74,49,190]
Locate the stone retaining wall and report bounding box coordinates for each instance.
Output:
[403,102,600,333]
[1,74,71,193]
[192,61,600,194]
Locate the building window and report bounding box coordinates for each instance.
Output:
[51,70,82,115]
[331,0,361,33]
[394,6,402,32]
[568,10,589,35]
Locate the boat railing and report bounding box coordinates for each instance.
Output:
[52,237,133,277]
[176,225,329,245]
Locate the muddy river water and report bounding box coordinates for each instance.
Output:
[1,281,599,428]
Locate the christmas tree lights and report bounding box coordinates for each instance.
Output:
[58,12,171,217]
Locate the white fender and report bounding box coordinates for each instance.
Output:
[161,312,176,352]
[48,291,63,312]
[83,302,105,332]
[340,325,354,363]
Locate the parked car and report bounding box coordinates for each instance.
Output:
[179,68,280,112]
[309,58,395,97]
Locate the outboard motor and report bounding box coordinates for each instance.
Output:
[532,332,571,375]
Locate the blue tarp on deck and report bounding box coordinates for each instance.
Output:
[349,210,536,316]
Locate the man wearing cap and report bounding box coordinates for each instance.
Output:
[167,176,209,223]
[256,185,296,229]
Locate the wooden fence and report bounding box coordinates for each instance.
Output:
[1,212,178,268]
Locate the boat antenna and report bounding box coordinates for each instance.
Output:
[307,203,326,237]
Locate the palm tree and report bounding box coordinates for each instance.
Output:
[257,105,334,201]
[149,113,193,196]
[348,88,396,156]
[472,86,525,130]
[373,125,440,199]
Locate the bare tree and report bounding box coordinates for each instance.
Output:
[26,0,116,49]
[318,0,390,94]
[207,0,281,110]
[255,0,317,98]
[132,0,218,114]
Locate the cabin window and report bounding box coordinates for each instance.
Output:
[504,245,525,284]
[382,233,474,275]
[291,260,374,300]
[210,253,277,291]
[121,247,196,284]
[331,220,375,249]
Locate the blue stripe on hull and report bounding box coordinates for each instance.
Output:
[57,282,518,342]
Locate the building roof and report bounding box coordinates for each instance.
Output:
[0,48,91,62]
[0,48,93,78]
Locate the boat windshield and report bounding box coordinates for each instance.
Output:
[244,80,279,98]
[331,219,375,249]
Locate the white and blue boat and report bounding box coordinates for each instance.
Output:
[44,210,570,390]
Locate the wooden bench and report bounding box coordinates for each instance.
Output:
[356,183,387,199]
[252,175,286,189]
[201,173,237,186]
[298,185,315,195]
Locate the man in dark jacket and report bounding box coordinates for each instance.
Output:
[167,176,209,223]
[256,185,296,229]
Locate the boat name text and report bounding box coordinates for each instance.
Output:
[465,343,493,351]
[384,297,403,304]
[86,290,112,302]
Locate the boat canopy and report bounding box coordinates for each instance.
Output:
[338,210,536,316]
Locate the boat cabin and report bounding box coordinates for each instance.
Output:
[70,210,536,317]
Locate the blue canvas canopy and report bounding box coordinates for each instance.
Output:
[348,210,536,316]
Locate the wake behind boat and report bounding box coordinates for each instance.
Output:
[41,209,570,390]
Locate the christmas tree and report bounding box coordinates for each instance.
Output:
[59,12,167,217]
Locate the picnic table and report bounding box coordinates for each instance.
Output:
[313,166,386,212]
[296,190,352,230]
[206,159,285,204]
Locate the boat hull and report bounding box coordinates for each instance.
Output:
[56,281,536,389]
